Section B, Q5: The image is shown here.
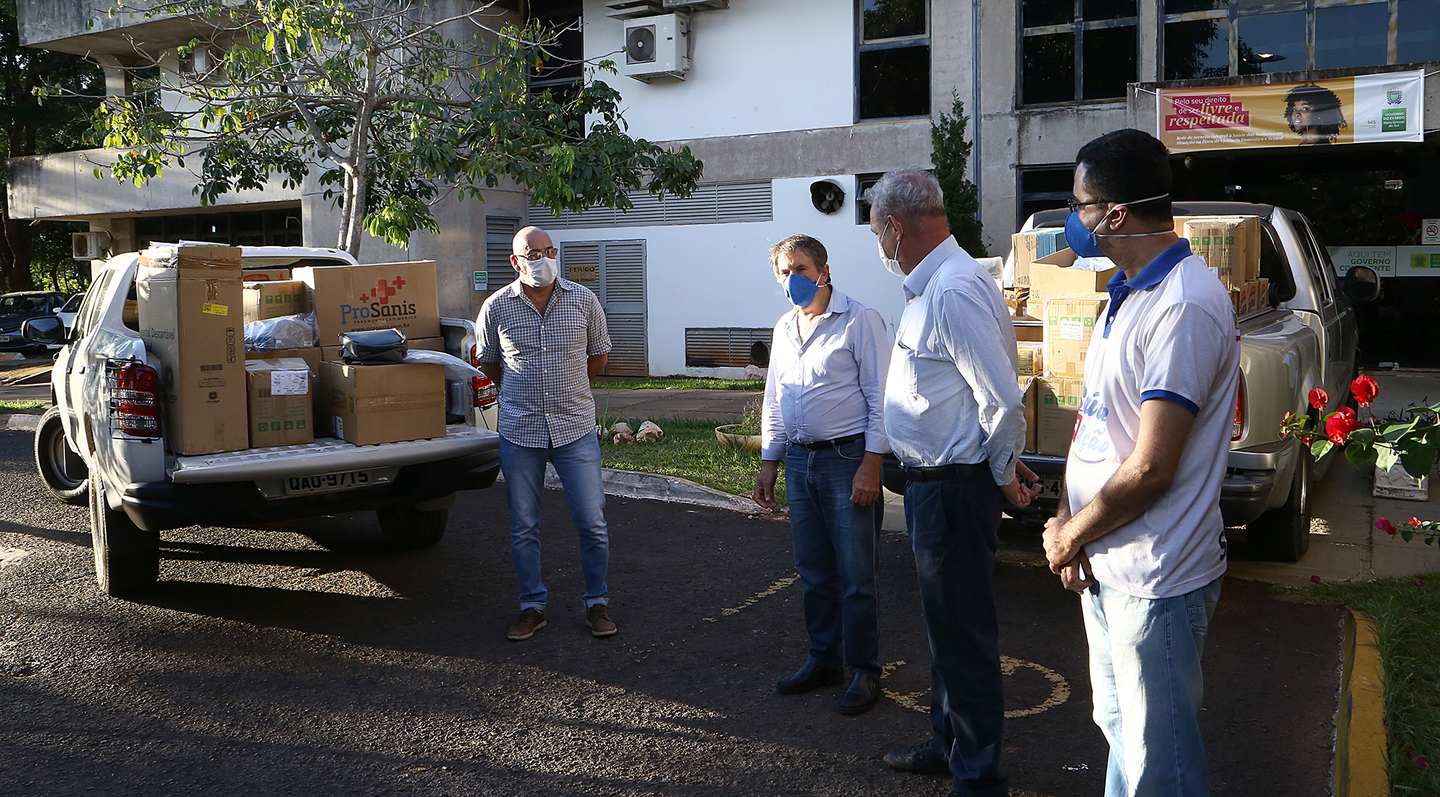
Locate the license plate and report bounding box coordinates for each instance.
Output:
[1036,475,1064,500]
[283,470,377,495]
[0,334,12,343]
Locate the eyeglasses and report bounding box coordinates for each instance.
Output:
[1066,198,1110,213]
[519,247,558,260]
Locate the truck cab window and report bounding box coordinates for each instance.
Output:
[1258,222,1297,304]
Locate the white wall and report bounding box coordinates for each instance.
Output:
[582,0,855,141]
[545,175,911,376]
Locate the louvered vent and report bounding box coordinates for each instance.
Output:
[485,217,521,291]
[685,328,772,368]
[534,181,772,230]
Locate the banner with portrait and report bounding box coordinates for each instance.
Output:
[1157,70,1425,152]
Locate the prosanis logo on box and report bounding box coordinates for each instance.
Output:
[340,276,418,324]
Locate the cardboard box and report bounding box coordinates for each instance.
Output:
[1029,249,1120,311]
[1019,376,1037,453]
[1017,342,1044,377]
[137,245,249,455]
[319,335,445,363]
[1035,376,1086,457]
[1184,216,1261,290]
[318,361,445,445]
[1003,286,1028,317]
[246,357,314,447]
[1043,293,1108,378]
[1010,229,1067,288]
[294,261,440,346]
[1014,318,1043,342]
[242,268,292,282]
[243,280,310,325]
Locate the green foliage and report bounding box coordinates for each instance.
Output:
[592,377,766,391]
[931,91,987,257]
[596,416,785,508]
[79,0,703,256]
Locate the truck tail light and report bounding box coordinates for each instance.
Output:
[1232,378,1245,442]
[470,344,498,409]
[107,360,162,439]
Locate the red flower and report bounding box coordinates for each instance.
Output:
[1411,517,1423,528]
[1325,407,1360,444]
[1351,375,1379,407]
[1407,747,1431,769]
[1417,579,1427,587]
[1377,518,1398,535]
[1310,575,1322,583]
[1309,388,1329,411]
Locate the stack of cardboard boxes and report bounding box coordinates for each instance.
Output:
[1179,215,1271,317]
[139,246,451,454]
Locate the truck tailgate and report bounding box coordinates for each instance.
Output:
[170,424,500,484]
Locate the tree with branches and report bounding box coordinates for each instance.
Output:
[64,0,702,258]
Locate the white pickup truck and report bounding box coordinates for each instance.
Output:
[22,246,502,596]
[1014,202,1380,562]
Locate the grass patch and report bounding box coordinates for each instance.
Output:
[1311,575,1440,794]
[592,376,764,391]
[0,400,43,414]
[597,416,785,508]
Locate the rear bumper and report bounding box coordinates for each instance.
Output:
[120,450,500,532]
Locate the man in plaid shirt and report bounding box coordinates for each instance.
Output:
[477,226,617,641]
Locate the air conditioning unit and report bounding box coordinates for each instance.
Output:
[72,231,111,260]
[620,13,689,81]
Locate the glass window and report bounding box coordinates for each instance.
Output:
[1083,0,1137,21]
[1237,11,1306,74]
[1399,0,1440,64]
[1315,3,1390,70]
[856,173,883,225]
[857,1,930,120]
[1022,0,1072,27]
[863,0,926,40]
[1082,26,1137,99]
[1022,33,1075,104]
[1165,19,1229,80]
[1166,0,1225,11]
[1019,166,1076,228]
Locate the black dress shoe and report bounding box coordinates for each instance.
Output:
[836,672,881,715]
[775,661,845,694]
[883,738,950,775]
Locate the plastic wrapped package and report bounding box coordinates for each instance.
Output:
[245,312,320,352]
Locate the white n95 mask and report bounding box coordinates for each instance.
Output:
[519,256,558,288]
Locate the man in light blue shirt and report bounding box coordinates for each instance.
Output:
[871,171,1039,797]
[752,234,890,715]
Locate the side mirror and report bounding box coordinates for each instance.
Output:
[21,315,64,346]
[1343,265,1381,303]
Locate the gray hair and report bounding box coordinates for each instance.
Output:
[866,170,945,225]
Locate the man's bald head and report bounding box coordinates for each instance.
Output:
[512,226,555,261]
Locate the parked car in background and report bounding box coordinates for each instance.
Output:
[55,290,85,336]
[0,291,70,352]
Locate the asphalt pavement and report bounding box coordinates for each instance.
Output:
[0,429,1341,796]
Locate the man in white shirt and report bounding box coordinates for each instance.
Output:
[752,234,890,715]
[870,170,1040,797]
[1042,129,1239,797]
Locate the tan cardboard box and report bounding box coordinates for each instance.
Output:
[1043,293,1108,378]
[247,357,314,447]
[242,268,292,282]
[1029,249,1119,310]
[319,335,444,363]
[318,361,445,446]
[1010,229,1066,288]
[1014,318,1042,342]
[1036,376,1086,457]
[1019,376,1037,453]
[137,245,248,455]
[294,261,440,346]
[1184,216,1261,290]
[1017,341,1044,377]
[243,280,310,325]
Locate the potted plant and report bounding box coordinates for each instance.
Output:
[716,397,763,452]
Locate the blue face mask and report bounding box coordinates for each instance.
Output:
[1063,193,1173,258]
[783,273,821,307]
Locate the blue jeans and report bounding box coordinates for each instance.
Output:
[499,434,609,612]
[904,469,1007,797]
[784,438,882,676]
[1081,576,1224,797]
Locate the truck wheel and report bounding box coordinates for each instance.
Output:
[88,480,159,596]
[376,504,449,549]
[1247,454,1311,562]
[34,406,88,506]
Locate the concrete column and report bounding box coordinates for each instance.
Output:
[977,0,1021,255]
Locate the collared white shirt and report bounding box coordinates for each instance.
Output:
[883,236,1026,485]
[1066,239,1240,599]
[476,277,612,449]
[759,289,891,461]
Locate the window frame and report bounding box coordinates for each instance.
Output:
[855,0,933,122]
[1019,0,1141,107]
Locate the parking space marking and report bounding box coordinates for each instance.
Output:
[881,656,1071,719]
[703,574,799,622]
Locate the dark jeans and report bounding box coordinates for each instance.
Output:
[904,469,1007,797]
[785,437,883,676]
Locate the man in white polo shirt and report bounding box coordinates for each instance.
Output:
[1042,129,1239,797]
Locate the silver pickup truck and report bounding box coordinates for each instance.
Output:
[22,246,502,596]
[1016,202,1379,562]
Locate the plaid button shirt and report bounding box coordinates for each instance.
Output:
[477,278,612,448]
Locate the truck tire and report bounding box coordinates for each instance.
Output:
[376,504,449,549]
[34,406,88,506]
[88,480,159,596]
[1247,453,1311,562]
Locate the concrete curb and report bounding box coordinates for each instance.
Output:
[1335,609,1388,796]
[497,465,776,517]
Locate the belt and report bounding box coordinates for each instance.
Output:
[901,461,988,482]
[791,432,866,451]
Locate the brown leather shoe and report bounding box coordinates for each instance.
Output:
[506,608,546,641]
[586,604,618,637]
